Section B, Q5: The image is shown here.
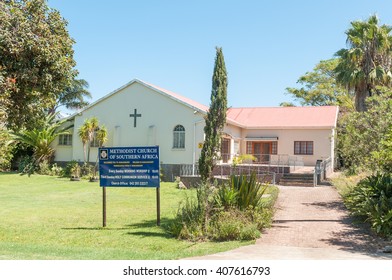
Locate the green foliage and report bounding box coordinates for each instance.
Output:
[337,90,392,173]
[199,47,228,182]
[344,174,392,237]
[49,163,63,177]
[285,59,353,109]
[214,184,238,210]
[0,0,77,130]
[232,154,257,166]
[70,162,81,178]
[371,128,392,173]
[169,175,277,242]
[334,15,392,112]
[37,160,51,175]
[0,128,14,171]
[63,160,79,178]
[230,173,267,210]
[10,113,72,168]
[78,117,107,163]
[0,174,248,259]
[81,163,94,177]
[52,78,91,113]
[168,184,211,240]
[210,210,260,241]
[18,155,36,175]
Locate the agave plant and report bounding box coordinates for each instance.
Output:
[230,172,267,210]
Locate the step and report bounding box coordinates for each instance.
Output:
[279,172,315,186]
[280,178,314,183]
[282,173,314,179]
[279,180,315,187]
[280,177,314,182]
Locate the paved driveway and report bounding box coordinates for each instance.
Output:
[187,185,392,260]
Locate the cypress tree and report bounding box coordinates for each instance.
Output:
[199,47,228,182]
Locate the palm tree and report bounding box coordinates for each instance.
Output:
[335,15,392,112]
[50,78,92,114]
[10,113,72,164]
[77,117,99,163]
[95,125,108,147]
[93,124,108,178]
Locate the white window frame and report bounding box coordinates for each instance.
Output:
[173,125,185,149]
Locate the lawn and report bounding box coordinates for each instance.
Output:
[0,173,253,260]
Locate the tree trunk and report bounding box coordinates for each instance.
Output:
[355,83,370,112]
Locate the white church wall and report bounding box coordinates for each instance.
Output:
[57,82,206,165]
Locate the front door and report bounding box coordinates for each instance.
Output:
[253,143,262,162]
[261,142,271,162]
[252,142,271,163]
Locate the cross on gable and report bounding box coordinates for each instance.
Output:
[129,108,142,127]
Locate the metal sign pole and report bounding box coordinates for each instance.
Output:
[156,186,160,226]
[103,187,107,227]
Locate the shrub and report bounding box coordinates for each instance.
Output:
[50,163,63,177]
[168,193,206,241]
[344,174,392,237]
[169,176,278,242]
[37,160,51,175]
[210,209,260,241]
[81,163,94,177]
[62,160,79,177]
[18,155,36,175]
[230,172,267,210]
[213,184,238,210]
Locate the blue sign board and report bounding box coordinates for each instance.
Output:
[99,146,160,187]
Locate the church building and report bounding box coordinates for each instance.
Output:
[52,79,339,180]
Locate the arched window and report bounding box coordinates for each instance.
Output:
[173,125,185,149]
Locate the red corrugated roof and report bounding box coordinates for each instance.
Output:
[142,80,338,129]
[227,106,339,128]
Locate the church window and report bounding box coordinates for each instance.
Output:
[173,125,185,149]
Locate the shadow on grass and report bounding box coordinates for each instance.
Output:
[62,217,177,237]
[62,227,130,231]
[126,231,173,239]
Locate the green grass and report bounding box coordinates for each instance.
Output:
[331,172,369,197]
[0,173,252,260]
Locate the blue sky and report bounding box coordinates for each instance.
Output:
[48,0,392,110]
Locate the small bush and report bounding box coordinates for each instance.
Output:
[81,163,94,177]
[211,210,260,241]
[231,172,267,210]
[168,193,206,241]
[37,160,51,175]
[62,160,79,177]
[169,176,278,242]
[214,184,238,210]
[18,155,36,175]
[344,173,392,237]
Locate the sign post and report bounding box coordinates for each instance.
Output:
[102,187,106,227]
[98,146,160,227]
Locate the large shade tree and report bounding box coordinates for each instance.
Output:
[0,0,77,129]
[334,15,392,112]
[199,47,228,182]
[285,59,354,111]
